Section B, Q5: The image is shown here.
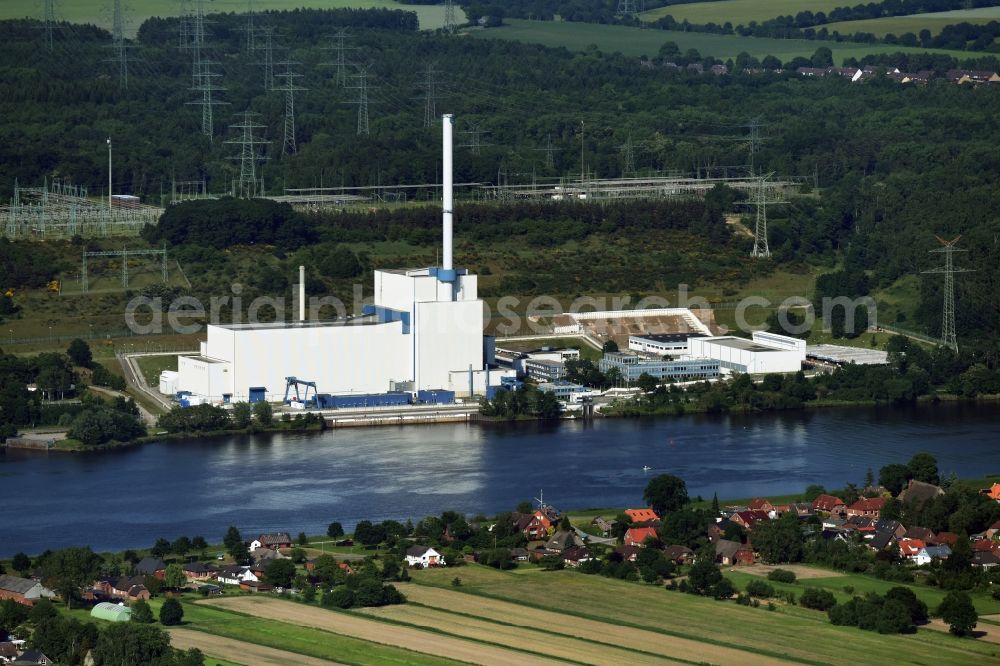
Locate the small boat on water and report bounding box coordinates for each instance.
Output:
[642,465,652,471]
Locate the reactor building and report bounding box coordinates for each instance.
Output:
[175,115,506,403]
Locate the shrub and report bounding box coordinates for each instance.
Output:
[799,587,837,611]
[322,587,354,609]
[767,568,796,584]
[938,591,978,637]
[745,579,775,598]
[158,598,183,626]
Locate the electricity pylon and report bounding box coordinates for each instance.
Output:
[244,0,255,53]
[459,123,488,156]
[225,111,269,199]
[923,235,974,352]
[108,0,129,89]
[322,28,356,89]
[255,26,276,90]
[750,174,785,259]
[444,0,457,33]
[348,65,373,136]
[620,134,636,177]
[187,59,226,141]
[534,134,557,169]
[274,61,306,155]
[417,63,444,129]
[41,0,57,50]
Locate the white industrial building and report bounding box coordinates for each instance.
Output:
[175,115,510,403]
[628,333,707,356]
[688,331,806,374]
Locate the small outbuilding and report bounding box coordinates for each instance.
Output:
[90,602,132,622]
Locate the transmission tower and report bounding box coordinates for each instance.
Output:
[225,111,269,199]
[41,0,57,50]
[534,134,557,169]
[274,61,307,155]
[255,26,276,90]
[348,65,374,136]
[750,175,785,259]
[444,0,457,33]
[620,134,636,177]
[244,0,255,54]
[459,123,488,156]
[616,0,643,18]
[321,29,355,88]
[108,0,129,89]
[187,59,226,141]
[922,236,974,352]
[417,63,444,129]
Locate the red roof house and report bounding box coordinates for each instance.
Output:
[624,508,660,523]
[624,526,659,547]
[898,538,926,558]
[846,497,885,518]
[747,498,774,512]
[731,510,770,530]
[812,494,846,513]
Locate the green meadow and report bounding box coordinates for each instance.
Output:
[641,0,849,26]
[472,18,971,62]
[825,7,1000,37]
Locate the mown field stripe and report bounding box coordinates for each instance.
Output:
[405,601,703,666]
[412,582,826,666]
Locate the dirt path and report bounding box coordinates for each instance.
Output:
[925,619,1000,644]
[358,604,678,666]
[199,596,567,666]
[735,564,846,580]
[398,584,791,666]
[169,628,343,666]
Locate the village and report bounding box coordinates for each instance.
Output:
[2,461,999,664]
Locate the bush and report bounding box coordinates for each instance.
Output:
[938,590,978,636]
[767,568,796,584]
[745,579,775,598]
[68,408,145,446]
[799,588,837,611]
[158,598,183,626]
[322,587,355,609]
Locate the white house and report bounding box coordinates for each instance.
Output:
[405,545,445,568]
[915,545,952,566]
[217,566,260,586]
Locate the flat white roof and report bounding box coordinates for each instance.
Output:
[218,315,378,331]
[700,336,784,353]
[807,344,889,365]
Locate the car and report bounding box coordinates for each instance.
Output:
[216,552,225,560]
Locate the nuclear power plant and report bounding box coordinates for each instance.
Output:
[174,115,509,405]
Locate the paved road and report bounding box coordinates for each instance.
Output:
[117,351,187,413]
[88,385,158,426]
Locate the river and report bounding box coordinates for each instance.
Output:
[1,402,997,557]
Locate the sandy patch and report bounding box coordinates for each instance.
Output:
[169,627,342,666]
[397,583,792,666]
[735,564,846,580]
[198,596,566,666]
[925,618,1000,644]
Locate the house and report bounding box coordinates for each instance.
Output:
[616,545,641,563]
[11,650,53,666]
[973,551,1000,568]
[747,498,774,512]
[624,508,660,524]
[238,581,274,593]
[0,575,55,607]
[249,533,292,551]
[134,557,167,578]
[405,545,444,568]
[251,548,283,565]
[914,545,951,566]
[707,519,734,542]
[898,538,926,559]
[898,479,944,506]
[811,494,846,514]
[513,511,552,541]
[624,526,658,547]
[546,530,584,552]
[715,539,753,566]
[930,531,958,547]
[217,566,259,586]
[663,545,695,565]
[903,527,935,542]
[0,642,18,662]
[731,510,770,530]
[982,482,1000,502]
[183,562,218,581]
[987,519,1000,540]
[561,546,592,568]
[873,519,906,539]
[591,516,616,535]
[846,497,885,518]
[869,531,896,551]
[510,548,530,562]
[126,584,150,602]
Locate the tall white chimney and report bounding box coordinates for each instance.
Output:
[442,113,454,271]
[299,265,305,322]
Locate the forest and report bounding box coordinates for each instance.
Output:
[0,6,997,351]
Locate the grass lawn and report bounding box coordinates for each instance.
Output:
[153,596,461,666]
[134,354,179,387]
[413,565,1000,665]
[825,7,1000,38]
[0,0,463,36]
[724,568,1000,616]
[641,0,849,27]
[472,19,972,62]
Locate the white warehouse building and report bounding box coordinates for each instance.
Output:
[176,114,508,403]
[688,331,806,374]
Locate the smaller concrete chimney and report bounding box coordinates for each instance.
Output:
[299,265,306,322]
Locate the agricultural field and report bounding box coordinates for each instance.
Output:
[410,565,1000,665]
[0,0,461,36]
[473,18,971,62]
[641,0,849,27]
[825,7,1000,38]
